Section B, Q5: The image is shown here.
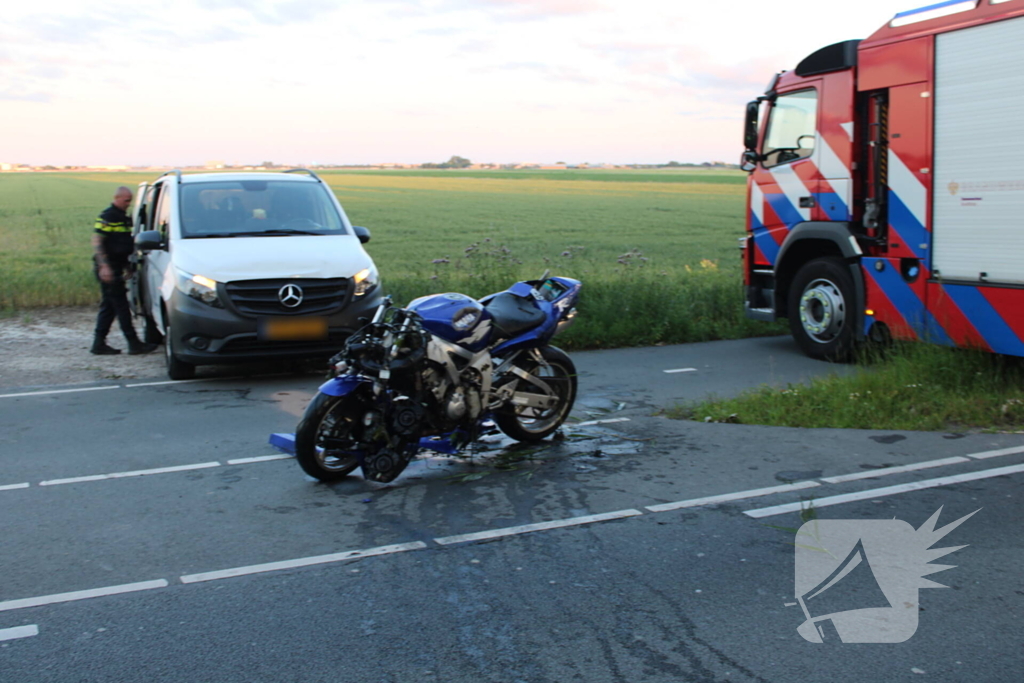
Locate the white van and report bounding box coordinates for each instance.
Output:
[129,169,383,380]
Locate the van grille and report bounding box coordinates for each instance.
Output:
[225,278,350,316]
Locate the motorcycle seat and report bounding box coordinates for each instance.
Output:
[484,292,546,338]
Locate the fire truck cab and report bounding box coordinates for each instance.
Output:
[742,0,1024,360]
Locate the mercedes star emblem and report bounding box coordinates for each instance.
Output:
[278,283,304,308]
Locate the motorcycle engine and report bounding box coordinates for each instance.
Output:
[421,365,483,430]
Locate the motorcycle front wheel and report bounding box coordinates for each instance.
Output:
[495,346,577,442]
[295,392,362,482]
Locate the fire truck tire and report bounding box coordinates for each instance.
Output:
[788,257,856,361]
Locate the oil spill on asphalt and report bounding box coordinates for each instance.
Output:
[364,423,646,487]
[774,470,823,483]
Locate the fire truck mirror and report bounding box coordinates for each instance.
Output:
[744,101,760,151]
[740,150,759,173]
[797,135,816,151]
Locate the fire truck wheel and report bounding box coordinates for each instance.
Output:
[788,257,856,361]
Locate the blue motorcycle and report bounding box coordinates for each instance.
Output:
[288,273,581,483]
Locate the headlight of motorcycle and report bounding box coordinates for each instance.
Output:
[353,265,379,296]
[175,269,223,308]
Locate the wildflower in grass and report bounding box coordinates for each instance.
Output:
[699,258,719,271]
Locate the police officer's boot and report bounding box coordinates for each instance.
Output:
[91,337,121,355]
[127,339,159,355]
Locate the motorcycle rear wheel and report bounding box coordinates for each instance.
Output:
[495,346,577,442]
[295,392,362,482]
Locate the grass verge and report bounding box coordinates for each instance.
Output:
[669,343,1024,432]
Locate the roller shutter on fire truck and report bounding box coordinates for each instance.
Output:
[933,15,1024,286]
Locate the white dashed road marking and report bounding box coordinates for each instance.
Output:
[434,509,644,546]
[0,625,38,642]
[0,581,169,613]
[575,418,631,427]
[968,445,1024,460]
[821,456,971,484]
[180,542,429,584]
[39,462,222,487]
[0,386,119,399]
[744,462,1024,518]
[663,368,697,374]
[645,481,820,513]
[226,455,292,465]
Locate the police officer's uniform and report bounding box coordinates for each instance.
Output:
[92,204,154,355]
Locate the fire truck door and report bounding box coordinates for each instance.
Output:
[749,85,822,267]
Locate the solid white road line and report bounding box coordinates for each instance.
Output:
[575,418,631,427]
[179,542,429,584]
[744,462,1024,518]
[645,481,820,513]
[0,483,30,491]
[226,455,293,465]
[0,374,249,398]
[0,386,119,399]
[664,368,697,374]
[123,379,210,387]
[821,456,971,484]
[0,625,39,642]
[967,445,1024,460]
[0,580,169,613]
[434,509,643,546]
[39,462,221,487]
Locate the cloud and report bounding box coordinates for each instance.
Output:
[28,14,117,45]
[476,0,606,19]
[385,0,606,21]
[27,65,67,80]
[143,23,250,48]
[0,88,51,103]
[197,0,340,25]
[418,27,465,36]
[481,61,598,85]
[457,39,492,53]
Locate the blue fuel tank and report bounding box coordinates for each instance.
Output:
[407,292,493,351]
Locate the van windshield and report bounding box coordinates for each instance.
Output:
[179,180,346,237]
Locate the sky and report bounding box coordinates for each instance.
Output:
[1,0,921,166]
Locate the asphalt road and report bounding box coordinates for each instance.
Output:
[1,337,1022,682]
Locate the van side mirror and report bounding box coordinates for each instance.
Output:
[135,230,165,251]
[353,226,371,244]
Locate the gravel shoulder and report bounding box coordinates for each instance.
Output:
[0,307,166,390]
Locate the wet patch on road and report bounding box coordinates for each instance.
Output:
[774,470,823,483]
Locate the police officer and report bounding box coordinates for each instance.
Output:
[91,186,158,355]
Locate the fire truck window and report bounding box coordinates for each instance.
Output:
[763,89,818,167]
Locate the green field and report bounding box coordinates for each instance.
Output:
[0,168,780,349]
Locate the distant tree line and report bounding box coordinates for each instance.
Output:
[421,155,472,169]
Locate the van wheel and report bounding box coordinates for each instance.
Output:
[165,325,196,380]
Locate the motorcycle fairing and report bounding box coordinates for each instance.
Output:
[318,374,372,397]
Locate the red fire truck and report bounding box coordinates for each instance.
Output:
[741,0,1024,360]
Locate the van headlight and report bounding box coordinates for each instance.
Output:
[353,265,379,296]
[176,269,223,308]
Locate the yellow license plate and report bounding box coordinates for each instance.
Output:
[258,316,328,341]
